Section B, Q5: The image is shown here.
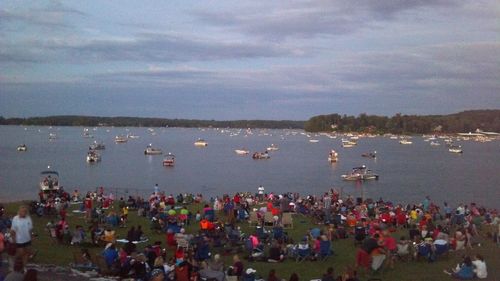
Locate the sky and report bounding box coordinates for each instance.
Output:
[0,0,499,120]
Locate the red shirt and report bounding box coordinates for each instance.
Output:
[84,198,92,209]
[384,236,397,251]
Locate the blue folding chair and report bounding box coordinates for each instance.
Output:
[295,247,311,262]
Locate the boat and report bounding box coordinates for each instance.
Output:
[86,150,101,163]
[448,145,463,154]
[234,149,250,155]
[341,165,379,181]
[194,139,208,147]
[17,144,27,152]
[39,169,60,199]
[48,133,57,140]
[399,139,412,145]
[361,151,377,158]
[144,144,163,155]
[82,132,93,138]
[309,139,319,143]
[89,141,105,150]
[341,139,357,148]
[430,141,440,146]
[163,153,175,166]
[115,135,128,143]
[127,134,140,139]
[252,151,270,159]
[328,150,338,163]
[266,144,279,151]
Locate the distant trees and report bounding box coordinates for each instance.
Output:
[304,110,500,133]
[0,115,305,129]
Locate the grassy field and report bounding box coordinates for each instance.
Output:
[3,201,499,281]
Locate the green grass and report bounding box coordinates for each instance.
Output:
[3,201,499,280]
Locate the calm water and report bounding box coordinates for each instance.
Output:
[0,126,498,208]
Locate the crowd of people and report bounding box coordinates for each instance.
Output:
[0,185,498,281]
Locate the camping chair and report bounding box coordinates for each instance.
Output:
[255,226,270,242]
[295,247,311,262]
[204,209,215,222]
[248,212,259,226]
[282,212,294,229]
[318,240,333,261]
[264,212,274,226]
[434,243,449,258]
[416,243,432,261]
[244,238,264,261]
[354,226,366,245]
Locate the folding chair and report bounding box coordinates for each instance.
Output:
[295,247,311,262]
[282,212,294,229]
[318,240,333,261]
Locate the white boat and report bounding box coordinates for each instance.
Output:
[144,144,163,155]
[266,144,279,151]
[86,150,101,163]
[163,153,175,166]
[399,139,413,145]
[115,135,128,143]
[449,145,463,154]
[309,139,319,143]
[89,141,105,150]
[39,169,60,199]
[341,165,379,181]
[430,141,440,146]
[234,149,250,155]
[17,144,27,152]
[49,133,57,140]
[127,134,140,139]
[328,150,338,163]
[341,139,357,147]
[194,139,208,147]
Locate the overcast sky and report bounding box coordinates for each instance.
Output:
[1,0,499,120]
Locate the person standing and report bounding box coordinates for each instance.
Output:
[257,185,265,201]
[154,184,159,196]
[10,206,33,267]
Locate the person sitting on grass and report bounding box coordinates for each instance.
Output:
[267,240,285,262]
[321,267,336,281]
[443,256,474,280]
[103,243,119,268]
[472,254,488,279]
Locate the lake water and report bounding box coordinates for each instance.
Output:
[0,126,498,208]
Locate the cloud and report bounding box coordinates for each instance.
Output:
[194,0,461,39]
[0,32,296,64]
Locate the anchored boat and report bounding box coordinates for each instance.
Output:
[17,144,27,152]
[194,139,208,147]
[86,150,101,163]
[342,165,379,181]
[144,144,163,155]
[39,168,60,199]
[328,150,339,163]
[163,153,175,166]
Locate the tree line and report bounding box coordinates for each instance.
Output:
[304,110,500,134]
[0,115,305,129]
[1,110,498,133]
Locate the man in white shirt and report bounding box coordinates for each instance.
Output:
[10,206,33,267]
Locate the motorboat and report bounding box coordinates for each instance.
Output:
[86,150,101,163]
[399,139,412,145]
[328,150,338,163]
[430,141,440,146]
[341,139,357,148]
[361,151,377,158]
[448,145,463,154]
[39,169,60,199]
[163,153,175,166]
[309,139,319,143]
[194,139,208,147]
[235,149,250,155]
[115,135,128,143]
[341,165,379,181]
[127,134,140,139]
[89,141,105,150]
[49,133,57,140]
[17,144,27,152]
[144,144,163,155]
[266,144,279,151]
[252,151,270,159]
